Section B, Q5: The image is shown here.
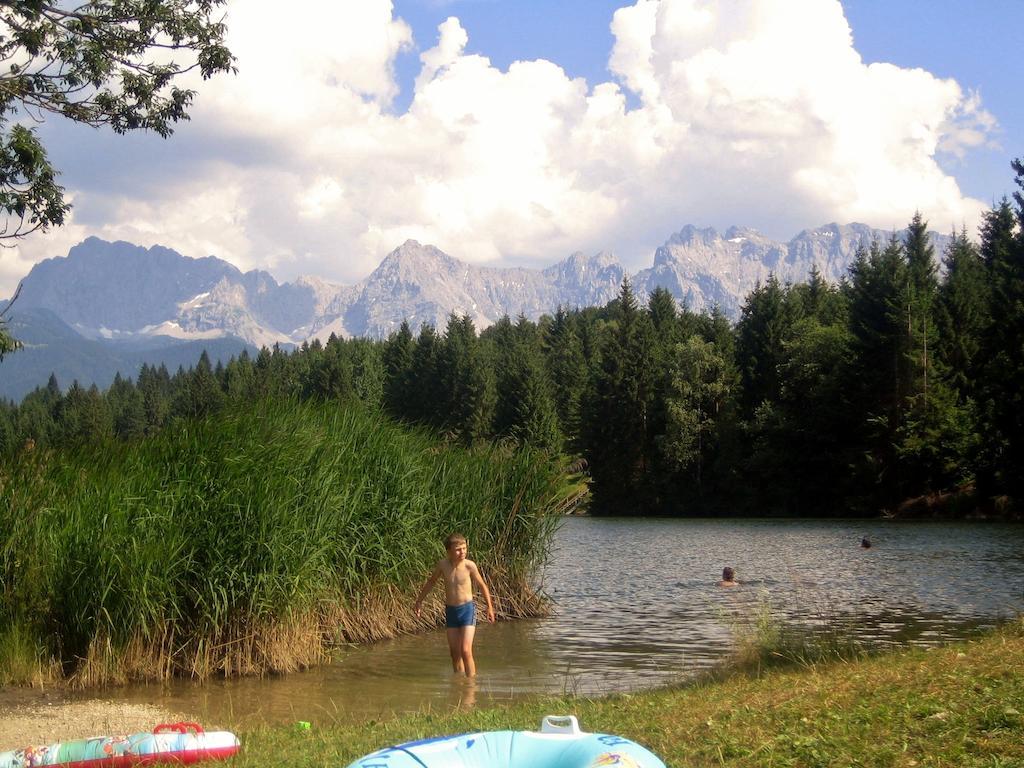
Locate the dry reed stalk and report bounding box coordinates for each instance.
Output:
[55,573,551,687]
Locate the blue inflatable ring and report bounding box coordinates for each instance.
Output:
[344,715,666,768]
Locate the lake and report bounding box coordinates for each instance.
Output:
[7,516,1023,729]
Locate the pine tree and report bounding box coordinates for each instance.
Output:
[582,278,657,512]
[735,275,800,419]
[138,364,171,433]
[544,307,587,448]
[645,287,680,465]
[981,165,1024,500]
[441,315,494,441]
[895,213,968,497]
[493,320,561,451]
[307,336,354,402]
[55,381,112,445]
[46,373,61,402]
[936,229,989,402]
[382,320,415,418]
[173,351,226,420]
[845,238,911,506]
[224,351,256,402]
[408,325,444,425]
[903,213,939,408]
[107,372,146,440]
[790,265,848,326]
[647,287,679,348]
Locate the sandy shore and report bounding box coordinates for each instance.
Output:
[0,699,192,751]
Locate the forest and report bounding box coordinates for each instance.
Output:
[2,160,1023,519]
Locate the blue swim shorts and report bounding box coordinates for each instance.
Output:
[445,601,476,628]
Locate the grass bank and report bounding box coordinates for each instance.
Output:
[231,620,1024,768]
[0,399,577,686]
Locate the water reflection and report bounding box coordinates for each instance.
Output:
[4,517,1022,729]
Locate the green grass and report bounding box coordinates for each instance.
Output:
[230,619,1024,768]
[726,592,868,674]
[0,399,574,685]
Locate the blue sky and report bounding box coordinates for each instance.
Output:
[3,0,1021,296]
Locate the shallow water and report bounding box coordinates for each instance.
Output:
[5,517,1023,730]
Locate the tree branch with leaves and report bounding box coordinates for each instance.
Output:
[0,0,235,240]
[0,279,21,358]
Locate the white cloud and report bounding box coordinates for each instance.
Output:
[2,0,997,298]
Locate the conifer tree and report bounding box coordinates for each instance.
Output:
[696,305,736,360]
[646,287,680,464]
[224,351,256,402]
[791,265,847,326]
[647,287,679,348]
[735,275,799,419]
[441,315,494,441]
[46,372,61,402]
[936,229,989,402]
[408,325,444,425]
[981,164,1024,500]
[138,364,171,433]
[544,307,587,448]
[582,278,657,511]
[846,239,911,505]
[382,320,415,417]
[493,319,561,451]
[107,372,146,440]
[903,213,939,404]
[307,336,354,402]
[173,351,225,419]
[56,381,112,445]
[895,213,970,496]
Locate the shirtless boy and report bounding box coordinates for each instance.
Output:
[413,533,496,676]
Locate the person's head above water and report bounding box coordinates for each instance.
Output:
[722,566,735,581]
[861,537,872,548]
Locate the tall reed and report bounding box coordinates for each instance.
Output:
[0,399,573,685]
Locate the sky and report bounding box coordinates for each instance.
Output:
[2,0,1021,298]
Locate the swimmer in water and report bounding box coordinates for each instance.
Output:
[718,566,738,587]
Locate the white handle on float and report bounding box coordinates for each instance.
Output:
[540,715,582,735]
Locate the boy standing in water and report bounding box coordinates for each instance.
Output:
[414,533,496,676]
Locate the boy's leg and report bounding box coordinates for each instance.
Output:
[459,625,477,677]
[446,628,465,674]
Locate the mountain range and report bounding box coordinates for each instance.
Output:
[0,223,950,401]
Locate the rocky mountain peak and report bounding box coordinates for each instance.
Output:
[375,240,461,277]
[9,221,954,359]
[666,224,719,247]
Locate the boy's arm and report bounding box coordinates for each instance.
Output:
[413,564,442,618]
[469,562,496,623]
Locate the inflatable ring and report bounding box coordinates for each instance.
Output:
[345,715,666,768]
[0,722,239,768]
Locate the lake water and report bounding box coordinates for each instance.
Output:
[7,517,1024,729]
